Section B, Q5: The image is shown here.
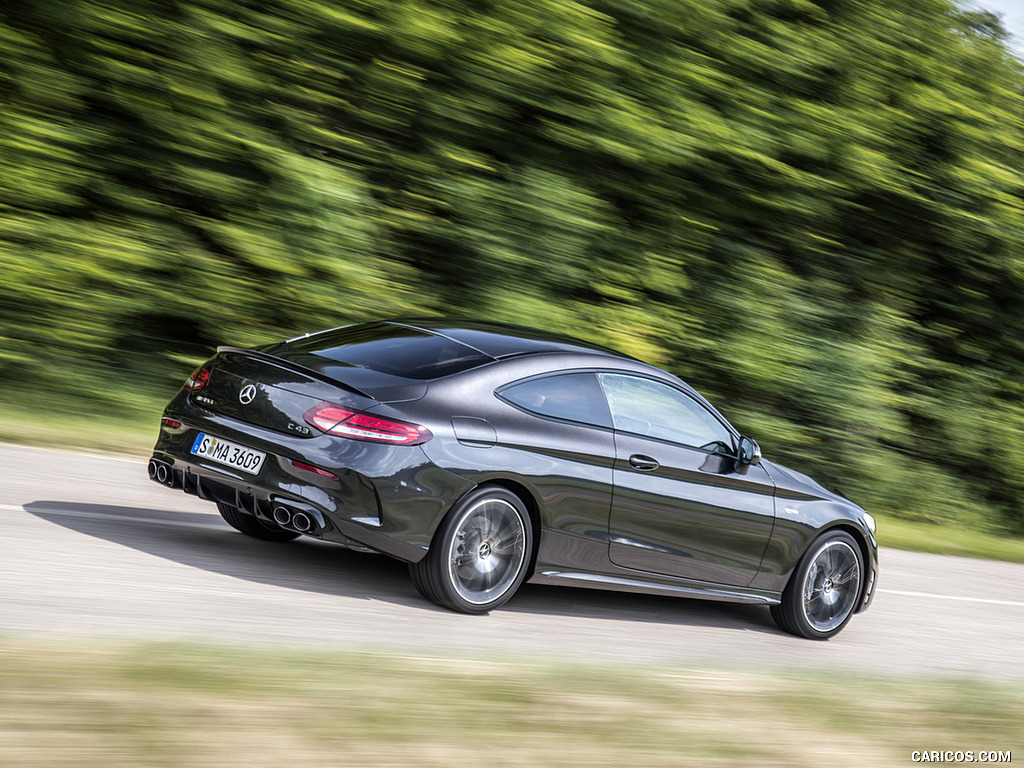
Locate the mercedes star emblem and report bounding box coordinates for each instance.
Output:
[239,384,257,405]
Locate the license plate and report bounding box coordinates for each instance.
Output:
[190,433,266,475]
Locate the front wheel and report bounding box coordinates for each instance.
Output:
[216,502,300,543]
[409,486,532,614]
[771,530,864,640]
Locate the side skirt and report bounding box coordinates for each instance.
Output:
[531,570,782,605]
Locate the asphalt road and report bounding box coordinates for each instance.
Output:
[2,442,1022,680]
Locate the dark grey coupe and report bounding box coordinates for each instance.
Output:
[149,318,877,639]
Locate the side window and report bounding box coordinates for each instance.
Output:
[598,373,733,450]
[499,373,612,428]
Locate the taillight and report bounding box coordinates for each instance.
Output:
[185,366,211,391]
[303,402,432,445]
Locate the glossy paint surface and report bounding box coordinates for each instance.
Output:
[608,434,776,587]
[150,319,877,617]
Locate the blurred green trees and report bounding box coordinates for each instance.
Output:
[2,0,1024,533]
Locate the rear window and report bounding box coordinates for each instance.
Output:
[281,323,494,380]
[498,373,612,428]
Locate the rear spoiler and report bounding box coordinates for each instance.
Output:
[216,346,373,399]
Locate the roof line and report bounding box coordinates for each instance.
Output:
[381,320,496,360]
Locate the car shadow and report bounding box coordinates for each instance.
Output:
[24,500,781,635]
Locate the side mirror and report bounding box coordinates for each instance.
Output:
[738,436,761,466]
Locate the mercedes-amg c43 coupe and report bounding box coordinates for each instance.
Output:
[149,318,877,639]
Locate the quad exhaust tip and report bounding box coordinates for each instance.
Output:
[272,504,316,533]
[272,506,292,526]
[148,460,319,532]
[149,459,177,487]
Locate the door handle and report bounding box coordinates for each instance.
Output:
[628,454,660,471]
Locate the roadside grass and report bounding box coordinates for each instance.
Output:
[0,393,159,457]
[875,514,1024,564]
[0,639,1018,768]
[1,397,1023,565]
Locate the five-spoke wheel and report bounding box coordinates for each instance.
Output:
[410,486,532,613]
[772,530,864,639]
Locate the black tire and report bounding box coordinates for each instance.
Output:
[409,486,532,614]
[216,502,300,543]
[772,530,864,640]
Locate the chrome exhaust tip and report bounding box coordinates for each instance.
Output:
[272,506,292,526]
[292,512,312,532]
[147,460,158,479]
[156,464,169,484]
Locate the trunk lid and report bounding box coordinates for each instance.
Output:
[193,349,380,437]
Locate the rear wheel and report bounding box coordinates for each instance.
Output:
[216,502,300,543]
[772,530,864,639]
[409,486,532,614]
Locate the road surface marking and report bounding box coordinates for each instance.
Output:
[1,503,223,530]
[0,441,140,463]
[878,588,1024,608]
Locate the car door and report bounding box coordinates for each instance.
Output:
[599,373,776,587]
[491,371,617,570]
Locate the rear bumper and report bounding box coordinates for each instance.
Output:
[150,398,471,562]
[147,453,382,550]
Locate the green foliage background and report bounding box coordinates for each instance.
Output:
[2,0,1024,534]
